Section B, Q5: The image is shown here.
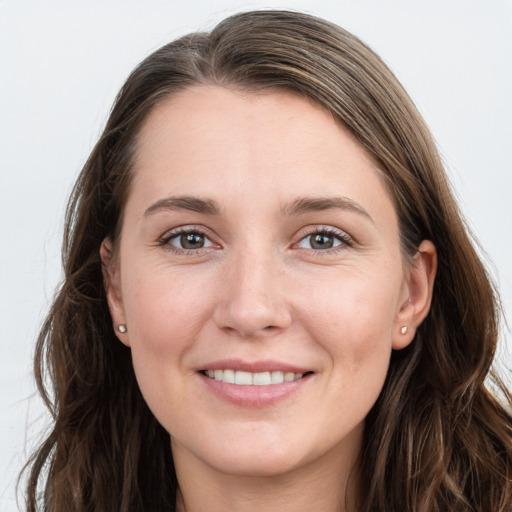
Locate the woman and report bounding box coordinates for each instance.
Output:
[24,10,512,512]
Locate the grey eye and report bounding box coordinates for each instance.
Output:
[298,232,343,250]
[181,233,205,249]
[310,233,335,249]
[168,231,214,250]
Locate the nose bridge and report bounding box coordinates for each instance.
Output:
[213,242,291,338]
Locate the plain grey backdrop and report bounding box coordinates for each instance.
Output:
[1,1,511,510]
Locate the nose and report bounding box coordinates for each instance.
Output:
[213,249,292,339]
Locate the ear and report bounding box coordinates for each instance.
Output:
[100,238,130,346]
[392,240,437,350]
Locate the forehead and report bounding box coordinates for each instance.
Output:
[129,85,397,228]
[136,85,372,168]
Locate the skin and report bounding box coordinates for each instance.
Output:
[102,86,436,511]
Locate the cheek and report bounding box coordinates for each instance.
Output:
[119,263,216,411]
[301,268,401,338]
[122,262,213,349]
[298,267,402,380]
[119,265,216,429]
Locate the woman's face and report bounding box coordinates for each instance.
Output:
[104,85,432,479]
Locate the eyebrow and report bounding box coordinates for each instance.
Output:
[143,194,373,223]
[282,196,374,223]
[144,196,221,217]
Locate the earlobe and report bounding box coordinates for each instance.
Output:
[100,239,130,346]
[392,240,437,350]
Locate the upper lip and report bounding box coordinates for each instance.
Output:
[198,358,313,374]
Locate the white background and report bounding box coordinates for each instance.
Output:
[1,1,511,509]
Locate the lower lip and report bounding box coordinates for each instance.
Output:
[199,373,312,407]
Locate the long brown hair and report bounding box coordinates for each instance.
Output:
[24,10,512,511]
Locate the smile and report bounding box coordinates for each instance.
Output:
[202,369,306,385]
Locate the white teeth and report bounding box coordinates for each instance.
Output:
[204,369,305,385]
[252,371,271,385]
[271,371,284,384]
[223,369,235,383]
[235,371,253,385]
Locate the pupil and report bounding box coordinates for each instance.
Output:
[311,233,333,249]
[181,233,204,249]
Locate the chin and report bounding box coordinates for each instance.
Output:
[207,450,307,478]
[173,429,310,478]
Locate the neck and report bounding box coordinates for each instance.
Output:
[173,431,362,512]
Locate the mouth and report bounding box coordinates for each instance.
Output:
[198,363,314,406]
[200,369,314,386]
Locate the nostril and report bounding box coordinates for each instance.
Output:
[212,291,293,338]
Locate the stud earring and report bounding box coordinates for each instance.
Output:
[118,324,127,333]
[400,326,408,335]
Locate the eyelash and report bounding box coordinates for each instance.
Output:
[158,226,215,256]
[294,226,354,254]
[158,226,354,255]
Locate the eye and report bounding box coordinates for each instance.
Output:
[162,229,216,251]
[296,228,352,251]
